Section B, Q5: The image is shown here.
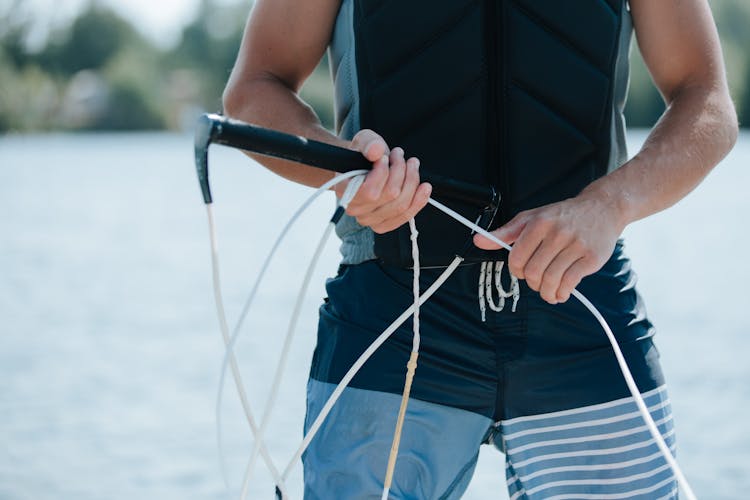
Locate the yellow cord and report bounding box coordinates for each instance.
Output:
[382,351,419,494]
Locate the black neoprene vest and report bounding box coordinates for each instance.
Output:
[333,0,631,267]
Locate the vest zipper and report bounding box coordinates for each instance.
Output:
[484,0,505,226]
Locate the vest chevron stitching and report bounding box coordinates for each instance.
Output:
[331,0,632,267]
[371,0,478,83]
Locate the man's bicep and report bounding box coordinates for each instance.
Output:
[630,0,727,102]
[230,0,341,91]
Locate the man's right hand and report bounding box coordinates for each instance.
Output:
[335,129,432,234]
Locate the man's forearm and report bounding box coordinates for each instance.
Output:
[223,73,347,188]
[581,83,738,228]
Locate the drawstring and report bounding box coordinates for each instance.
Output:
[478,261,519,321]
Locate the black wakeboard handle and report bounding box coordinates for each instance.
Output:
[195,113,497,208]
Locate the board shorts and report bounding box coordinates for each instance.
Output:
[303,240,678,499]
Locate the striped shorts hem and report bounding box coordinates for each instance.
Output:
[499,385,678,500]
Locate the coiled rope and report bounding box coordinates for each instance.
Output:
[205,172,697,500]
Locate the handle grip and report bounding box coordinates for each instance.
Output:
[195,113,496,208]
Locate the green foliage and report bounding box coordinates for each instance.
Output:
[0,50,61,132]
[625,0,750,128]
[739,62,750,128]
[94,46,165,130]
[1,0,749,132]
[301,57,335,130]
[93,80,164,130]
[38,6,144,76]
[164,0,246,114]
[623,47,665,129]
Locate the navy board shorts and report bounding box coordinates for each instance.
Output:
[303,240,678,499]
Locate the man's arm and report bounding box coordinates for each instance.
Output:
[475,0,738,304]
[223,0,431,234]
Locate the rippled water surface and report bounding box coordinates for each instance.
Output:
[1,132,748,499]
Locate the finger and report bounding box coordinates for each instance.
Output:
[347,154,389,214]
[362,155,418,224]
[371,181,432,234]
[522,230,574,292]
[351,129,389,162]
[381,148,407,203]
[473,211,530,250]
[538,246,583,304]
[506,217,548,279]
[556,258,594,303]
[397,156,421,206]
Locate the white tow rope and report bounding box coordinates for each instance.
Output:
[426,198,697,500]
[381,217,421,500]
[208,170,367,499]
[235,175,368,499]
[205,174,697,500]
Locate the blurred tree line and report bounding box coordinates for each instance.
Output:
[1,0,749,133]
[626,0,750,129]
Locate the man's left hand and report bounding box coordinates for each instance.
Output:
[473,194,625,304]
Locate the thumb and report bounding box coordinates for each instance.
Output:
[351,129,389,162]
[473,219,526,250]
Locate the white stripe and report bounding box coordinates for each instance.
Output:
[518,449,665,483]
[508,414,673,454]
[506,474,519,487]
[509,428,676,469]
[427,200,696,500]
[504,398,672,441]
[508,490,525,500]
[501,386,667,427]
[543,475,676,499]
[655,487,678,500]
[526,462,671,496]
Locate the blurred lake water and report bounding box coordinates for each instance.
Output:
[1,131,748,499]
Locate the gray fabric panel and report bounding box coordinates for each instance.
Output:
[328,0,376,265]
[329,0,359,140]
[303,380,491,499]
[609,5,633,171]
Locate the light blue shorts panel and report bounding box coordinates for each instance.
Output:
[497,385,678,500]
[303,380,493,500]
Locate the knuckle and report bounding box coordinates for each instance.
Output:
[555,228,573,243]
[384,185,400,201]
[508,260,524,278]
[525,274,540,288]
[361,188,379,202]
[371,221,393,234]
[570,238,585,252]
[407,163,420,180]
[541,290,557,304]
[352,129,373,145]
[561,274,579,290]
[345,202,365,216]
[396,198,411,212]
[534,215,553,228]
[391,154,406,170]
[417,191,430,206]
[526,221,547,238]
[525,263,542,282]
[580,248,596,262]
